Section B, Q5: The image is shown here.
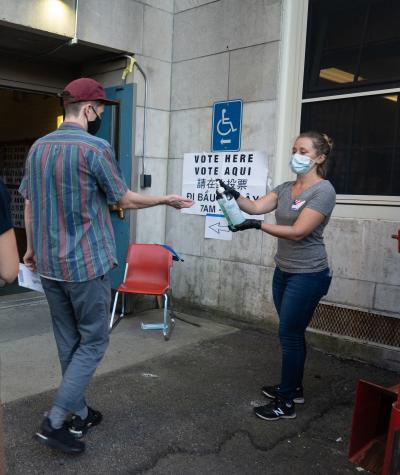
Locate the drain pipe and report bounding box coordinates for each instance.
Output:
[122,55,150,187]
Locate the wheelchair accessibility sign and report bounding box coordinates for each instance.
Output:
[212,100,243,152]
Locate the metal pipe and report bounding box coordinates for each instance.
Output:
[72,0,79,43]
[132,59,148,176]
[118,55,149,178]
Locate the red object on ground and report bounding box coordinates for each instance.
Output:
[349,381,400,474]
[382,386,400,475]
[392,229,400,253]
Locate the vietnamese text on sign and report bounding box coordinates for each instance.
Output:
[181,151,268,218]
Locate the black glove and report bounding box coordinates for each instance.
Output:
[217,180,240,200]
[231,219,262,232]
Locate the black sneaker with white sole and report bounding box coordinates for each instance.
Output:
[254,399,296,421]
[69,407,103,439]
[35,418,85,454]
[261,384,305,404]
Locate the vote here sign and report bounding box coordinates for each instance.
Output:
[181,151,268,217]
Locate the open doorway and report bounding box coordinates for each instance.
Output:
[0,88,63,297]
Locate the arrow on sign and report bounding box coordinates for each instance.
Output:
[220,138,231,145]
[209,222,230,234]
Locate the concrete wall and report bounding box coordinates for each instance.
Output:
[324,218,400,318]
[0,0,75,37]
[82,0,175,245]
[79,0,174,246]
[166,0,282,323]
[132,2,174,244]
[0,0,173,54]
[166,0,400,327]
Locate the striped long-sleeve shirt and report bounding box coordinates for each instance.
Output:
[19,122,128,282]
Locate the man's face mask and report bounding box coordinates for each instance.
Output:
[87,106,102,135]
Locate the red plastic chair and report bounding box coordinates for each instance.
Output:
[109,244,175,340]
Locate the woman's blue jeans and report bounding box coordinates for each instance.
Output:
[272,266,332,402]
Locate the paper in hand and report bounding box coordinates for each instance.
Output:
[18,264,44,293]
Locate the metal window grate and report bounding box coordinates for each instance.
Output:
[309,303,400,348]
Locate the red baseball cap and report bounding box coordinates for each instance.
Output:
[61,78,119,105]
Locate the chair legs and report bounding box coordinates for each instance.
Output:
[162,293,175,341]
[110,290,175,340]
[141,292,175,340]
[109,292,126,332]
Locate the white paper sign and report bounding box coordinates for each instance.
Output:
[181,151,268,219]
[18,264,44,293]
[205,214,232,241]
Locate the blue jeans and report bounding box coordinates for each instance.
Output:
[41,274,111,413]
[272,266,332,402]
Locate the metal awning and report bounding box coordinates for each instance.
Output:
[0,22,127,66]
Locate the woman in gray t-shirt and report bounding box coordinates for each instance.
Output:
[222,131,336,422]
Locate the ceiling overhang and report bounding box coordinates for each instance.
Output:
[0,21,129,67]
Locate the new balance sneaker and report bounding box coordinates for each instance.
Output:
[254,399,296,421]
[69,407,103,439]
[261,384,305,404]
[35,418,85,454]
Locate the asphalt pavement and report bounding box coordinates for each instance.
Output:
[1,297,398,474]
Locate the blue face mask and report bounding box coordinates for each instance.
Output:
[289,153,314,175]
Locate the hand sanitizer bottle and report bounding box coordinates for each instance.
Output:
[216,180,246,227]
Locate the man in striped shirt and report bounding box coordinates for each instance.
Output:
[19,78,193,454]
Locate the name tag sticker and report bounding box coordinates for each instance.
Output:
[291,199,306,211]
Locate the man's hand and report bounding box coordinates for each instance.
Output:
[231,219,262,232]
[217,180,240,200]
[23,248,37,272]
[164,195,194,209]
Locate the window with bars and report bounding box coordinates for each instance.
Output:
[301,0,400,197]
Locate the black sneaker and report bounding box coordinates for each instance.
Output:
[254,399,296,421]
[35,417,85,454]
[261,384,305,404]
[69,407,103,438]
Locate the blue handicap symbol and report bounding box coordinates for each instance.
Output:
[212,100,243,152]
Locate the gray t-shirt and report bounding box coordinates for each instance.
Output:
[272,180,336,273]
